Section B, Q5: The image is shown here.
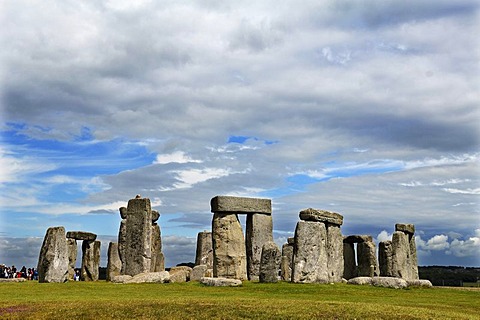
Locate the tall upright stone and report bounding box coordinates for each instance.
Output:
[379,240,393,276]
[292,209,343,283]
[106,242,122,281]
[81,240,100,281]
[124,197,152,276]
[292,220,328,283]
[151,220,164,272]
[37,226,69,283]
[280,238,294,281]
[195,231,213,268]
[343,242,356,280]
[259,241,281,283]
[118,217,127,274]
[357,241,378,277]
[246,213,273,280]
[211,213,247,280]
[66,238,77,281]
[210,196,272,281]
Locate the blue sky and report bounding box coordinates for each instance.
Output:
[1,0,479,269]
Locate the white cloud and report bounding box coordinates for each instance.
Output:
[155,151,202,164]
[443,188,480,195]
[376,230,392,242]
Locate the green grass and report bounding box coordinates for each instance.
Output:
[1,281,479,319]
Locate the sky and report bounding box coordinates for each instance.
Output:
[1,0,479,269]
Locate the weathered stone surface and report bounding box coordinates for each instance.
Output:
[107,242,122,282]
[395,223,415,235]
[259,241,281,283]
[372,277,408,289]
[246,213,273,280]
[119,207,127,219]
[347,277,373,286]
[292,221,328,283]
[67,238,77,281]
[212,213,247,280]
[37,226,69,283]
[407,279,432,288]
[287,237,295,245]
[151,210,160,223]
[118,219,127,274]
[191,265,208,281]
[81,240,100,281]
[150,223,164,272]
[343,242,356,280]
[343,235,373,244]
[299,208,343,226]
[326,224,344,282]
[379,240,394,277]
[112,271,170,284]
[169,266,192,283]
[391,231,409,279]
[200,277,242,287]
[124,198,152,276]
[357,241,378,277]
[280,243,294,281]
[195,231,213,268]
[409,235,419,280]
[211,196,271,214]
[66,231,97,241]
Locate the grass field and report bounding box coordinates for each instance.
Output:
[1,281,479,319]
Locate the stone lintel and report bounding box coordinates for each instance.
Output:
[395,223,415,235]
[343,235,373,244]
[66,231,97,241]
[299,208,343,226]
[210,196,271,214]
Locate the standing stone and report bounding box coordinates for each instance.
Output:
[124,198,152,276]
[118,217,127,274]
[81,240,100,281]
[150,223,164,272]
[409,235,419,280]
[326,224,344,282]
[357,241,378,277]
[280,241,294,281]
[246,213,273,280]
[391,231,409,279]
[195,231,213,268]
[378,240,394,276]
[66,238,77,281]
[37,226,69,283]
[343,242,356,280]
[212,213,247,280]
[292,221,328,283]
[259,241,281,283]
[106,242,122,281]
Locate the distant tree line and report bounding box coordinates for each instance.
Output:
[419,266,480,286]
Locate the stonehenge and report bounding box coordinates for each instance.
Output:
[378,223,419,281]
[210,196,272,281]
[292,208,344,283]
[37,194,424,288]
[37,227,99,283]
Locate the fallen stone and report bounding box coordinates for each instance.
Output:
[191,265,208,281]
[112,271,170,284]
[343,235,373,244]
[371,277,408,289]
[200,277,242,287]
[407,279,433,288]
[0,278,27,283]
[169,266,192,283]
[299,208,343,226]
[395,223,415,235]
[66,231,97,241]
[347,277,373,286]
[259,241,280,283]
[210,196,271,214]
[37,226,69,283]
